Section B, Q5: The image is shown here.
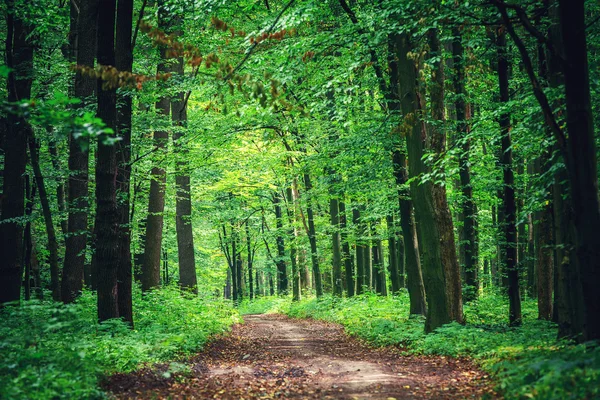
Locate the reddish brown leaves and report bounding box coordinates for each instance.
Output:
[104,315,499,399]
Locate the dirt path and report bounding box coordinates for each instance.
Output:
[105,314,498,399]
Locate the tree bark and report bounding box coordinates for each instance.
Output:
[63,0,97,302]
[303,173,323,297]
[172,57,198,294]
[28,133,60,301]
[386,214,400,294]
[496,28,522,326]
[558,0,600,342]
[96,0,120,322]
[141,29,170,291]
[389,34,427,316]
[339,201,354,297]
[114,0,134,325]
[0,4,33,304]
[273,194,288,294]
[452,28,478,301]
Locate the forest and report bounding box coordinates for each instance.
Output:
[1,0,600,398]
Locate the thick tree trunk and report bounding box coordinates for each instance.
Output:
[172,57,198,294]
[339,201,354,297]
[496,29,522,326]
[389,34,427,316]
[558,0,600,342]
[0,7,33,304]
[95,0,120,322]
[396,31,461,331]
[303,173,323,297]
[452,28,478,301]
[62,0,96,304]
[115,0,134,325]
[28,134,60,301]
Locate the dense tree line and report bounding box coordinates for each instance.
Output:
[1,0,599,342]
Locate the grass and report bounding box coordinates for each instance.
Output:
[249,291,600,400]
[0,287,240,399]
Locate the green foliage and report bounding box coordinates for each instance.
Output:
[0,287,240,400]
[284,292,600,400]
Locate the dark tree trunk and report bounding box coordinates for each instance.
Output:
[115,0,134,325]
[95,0,120,322]
[28,133,60,301]
[303,173,323,297]
[330,196,343,296]
[496,29,522,326]
[273,194,288,294]
[534,157,554,320]
[558,0,600,342]
[353,208,366,295]
[246,222,254,300]
[47,137,68,236]
[141,86,170,291]
[452,28,478,301]
[396,31,460,331]
[386,214,400,294]
[172,57,198,294]
[546,1,584,339]
[389,34,427,316]
[0,6,33,304]
[23,176,35,300]
[339,201,354,297]
[63,0,96,303]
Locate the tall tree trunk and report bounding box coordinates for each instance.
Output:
[389,34,427,316]
[141,17,171,291]
[534,156,554,320]
[330,196,343,296]
[396,31,461,331]
[339,201,354,297]
[452,28,478,301]
[303,173,323,297]
[246,222,254,300]
[546,0,584,339]
[286,188,301,302]
[273,194,288,294]
[496,29,522,326]
[386,214,400,294]
[115,0,134,325]
[0,5,33,304]
[353,208,366,295]
[28,134,60,301]
[23,176,35,300]
[95,0,120,322]
[558,0,600,342]
[172,57,198,294]
[62,0,96,304]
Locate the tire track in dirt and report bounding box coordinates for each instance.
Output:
[105,314,499,399]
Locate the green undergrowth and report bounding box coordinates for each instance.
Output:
[270,291,599,400]
[0,287,240,400]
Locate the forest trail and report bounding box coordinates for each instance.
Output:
[105,314,498,399]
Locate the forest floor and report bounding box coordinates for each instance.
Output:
[104,314,499,399]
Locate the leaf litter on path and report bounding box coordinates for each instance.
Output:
[104,314,499,399]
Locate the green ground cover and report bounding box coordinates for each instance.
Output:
[0,288,240,399]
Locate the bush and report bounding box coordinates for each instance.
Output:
[0,287,240,399]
